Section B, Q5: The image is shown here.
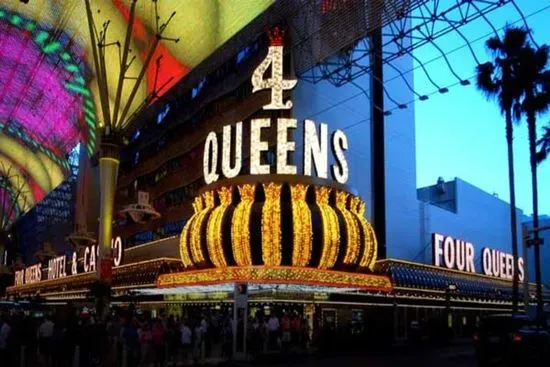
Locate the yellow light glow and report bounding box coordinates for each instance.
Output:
[179,217,195,267]
[206,187,231,267]
[0,134,51,193]
[316,186,340,269]
[231,184,254,265]
[336,191,360,265]
[349,197,377,270]
[190,193,214,264]
[0,157,34,212]
[262,183,282,265]
[36,152,64,190]
[290,183,312,267]
[157,266,393,291]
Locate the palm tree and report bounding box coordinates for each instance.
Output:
[515,41,550,323]
[537,125,550,163]
[476,27,527,312]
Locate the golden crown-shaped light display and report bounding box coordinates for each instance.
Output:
[178,180,377,271]
[159,33,392,292]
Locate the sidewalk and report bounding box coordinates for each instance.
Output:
[223,338,475,366]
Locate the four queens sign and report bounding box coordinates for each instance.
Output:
[203,27,349,186]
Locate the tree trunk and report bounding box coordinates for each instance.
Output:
[505,108,520,313]
[527,112,543,324]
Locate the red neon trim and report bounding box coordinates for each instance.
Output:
[111,0,189,98]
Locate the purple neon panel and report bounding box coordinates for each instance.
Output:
[0,21,85,156]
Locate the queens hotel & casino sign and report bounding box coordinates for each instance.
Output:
[14,237,123,287]
[432,232,524,281]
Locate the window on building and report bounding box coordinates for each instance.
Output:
[157,104,171,124]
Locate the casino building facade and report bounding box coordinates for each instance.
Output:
[5,1,549,342]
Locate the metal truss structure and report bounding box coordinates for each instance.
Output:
[290,0,544,116]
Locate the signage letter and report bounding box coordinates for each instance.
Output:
[221,122,242,179]
[331,129,349,184]
[84,247,90,273]
[251,42,297,110]
[276,118,297,175]
[466,242,475,273]
[432,233,444,267]
[443,236,455,269]
[203,132,219,184]
[250,118,271,175]
[518,257,524,282]
[303,120,328,179]
[455,240,465,271]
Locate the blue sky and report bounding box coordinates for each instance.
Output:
[414,1,550,217]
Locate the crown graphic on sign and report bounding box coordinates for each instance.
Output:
[267,26,285,46]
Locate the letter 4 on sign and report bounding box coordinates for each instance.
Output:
[251,28,297,110]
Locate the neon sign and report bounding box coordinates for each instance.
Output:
[13,236,124,286]
[203,31,349,185]
[432,233,524,281]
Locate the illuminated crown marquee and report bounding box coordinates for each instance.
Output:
[162,30,387,291]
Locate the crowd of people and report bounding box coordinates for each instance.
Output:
[0,307,311,366]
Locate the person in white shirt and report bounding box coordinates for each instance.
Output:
[180,321,192,363]
[38,316,55,365]
[267,314,279,350]
[39,317,55,338]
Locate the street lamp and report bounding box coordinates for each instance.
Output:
[84,0,177,321]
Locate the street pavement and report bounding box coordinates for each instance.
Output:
[224,342,477,367]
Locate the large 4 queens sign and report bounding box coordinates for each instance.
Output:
[203,28,349,185]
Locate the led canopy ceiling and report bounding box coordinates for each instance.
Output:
[0,0,273,221]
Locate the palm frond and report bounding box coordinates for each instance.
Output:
[502,26,529,58]
[486,36,503,53]
[537,126,550,164]
[534,45,550,72]
[512,101,523,123]
[476,62,499,98]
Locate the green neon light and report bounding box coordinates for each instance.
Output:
[64,83,91,97]
[34,31,48,45]
[10,15,22,26]
[74,75,86,85]
[42,41,61,54]
[84,107,95,119]
[85,116,95,127]
[24,22,35,32]
[64,63,80,73]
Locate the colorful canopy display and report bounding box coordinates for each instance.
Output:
[0,0,273,224]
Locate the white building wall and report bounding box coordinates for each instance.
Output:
[419,178,524,269]
[291,65,374,221]
[382,22,421,260]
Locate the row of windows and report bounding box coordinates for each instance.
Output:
[123,38,266,170]
[125,219,186,248]
[126,79,252,171]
